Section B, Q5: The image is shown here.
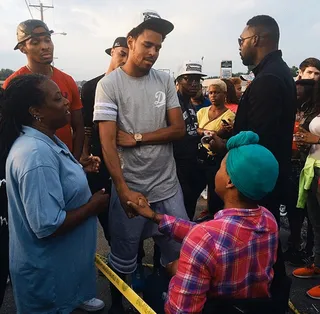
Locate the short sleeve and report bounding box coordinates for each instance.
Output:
[3,72,19,89]
[166,76,180,111]
[19,166,66,238]
[2,78,9,89]
[93,77,118,122]
[67,76,83,111]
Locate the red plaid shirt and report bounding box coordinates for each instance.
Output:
[159,207,278,314]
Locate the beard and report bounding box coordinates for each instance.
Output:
[241,55,254,66]
[240,49,255,66]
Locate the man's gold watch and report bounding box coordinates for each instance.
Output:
[134,133,143,145]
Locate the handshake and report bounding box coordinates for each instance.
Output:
[117,188,156,220]
[88,188,154,221]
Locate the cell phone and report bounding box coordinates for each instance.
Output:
[222,119,229,126]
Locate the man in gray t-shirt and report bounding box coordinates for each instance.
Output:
[93,11,189,313]
[94,67,180,202]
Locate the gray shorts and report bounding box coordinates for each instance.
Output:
[108,183,189,274]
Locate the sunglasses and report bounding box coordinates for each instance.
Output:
[181,76,203,84]
[238,35,256,46]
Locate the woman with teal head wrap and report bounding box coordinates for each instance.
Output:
[215,131,279,202]
[126,131,281,313]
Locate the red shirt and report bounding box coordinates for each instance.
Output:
[3,67,82,151]
[225,103,238,113]
[159,207,278,314]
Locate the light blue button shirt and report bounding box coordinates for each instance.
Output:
[6,126,97,314]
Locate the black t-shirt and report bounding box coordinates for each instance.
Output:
[81,74,105,128]
[81,74,110,189]
[173,92,201,161]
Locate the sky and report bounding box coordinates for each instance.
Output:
[1,0,320,81]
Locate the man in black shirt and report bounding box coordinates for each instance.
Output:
[234,16,296,216]
[81,37,128,239]
[174,61,207,219]
[211,15,296,222]
[210,15,296,312]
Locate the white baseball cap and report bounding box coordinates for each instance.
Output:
[176,61,206,79]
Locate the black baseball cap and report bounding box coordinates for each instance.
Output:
[134,11,174,37]
[14,19,53,50]
[105,37,128,55]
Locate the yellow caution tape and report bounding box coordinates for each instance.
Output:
[96,254,302,314]
[289,300,301,314]
[95,254,156,314]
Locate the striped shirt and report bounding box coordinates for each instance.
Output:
[159,207,278,314]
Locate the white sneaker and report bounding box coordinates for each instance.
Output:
[78,298,105,312]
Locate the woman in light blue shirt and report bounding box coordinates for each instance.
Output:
[0,74,109,314]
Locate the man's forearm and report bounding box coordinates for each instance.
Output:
[82,132,92,157]
[101,141,128,193]
[141,125,185,145]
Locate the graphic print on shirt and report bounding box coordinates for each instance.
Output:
[183,108,198,136]
[154,91,166,108]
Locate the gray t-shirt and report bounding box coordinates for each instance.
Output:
[93,68,180,202]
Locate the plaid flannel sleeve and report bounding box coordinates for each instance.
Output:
[165,224,215,314]
[159,214,196,243]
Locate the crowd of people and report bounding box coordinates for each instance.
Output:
[1,9,320,314]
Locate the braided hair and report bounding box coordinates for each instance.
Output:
[0,74,48,178]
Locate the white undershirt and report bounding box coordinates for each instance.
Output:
[309,116,320,160]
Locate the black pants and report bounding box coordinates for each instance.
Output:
[206,163,224,216]
[0,224,9,308]
[176,159,207,220]
[87,168,111,241]
[286,160,314,251]
[260,186,290,313]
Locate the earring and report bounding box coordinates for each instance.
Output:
[33,115,41,122]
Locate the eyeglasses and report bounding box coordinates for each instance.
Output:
[238,35,256,46]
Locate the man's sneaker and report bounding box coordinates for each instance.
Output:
[307,285,320,300]
[78,298,105,312]
[292,264,320,279]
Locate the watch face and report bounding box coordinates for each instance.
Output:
[135,133,142,141]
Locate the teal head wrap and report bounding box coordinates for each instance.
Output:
[226,131,279,200]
